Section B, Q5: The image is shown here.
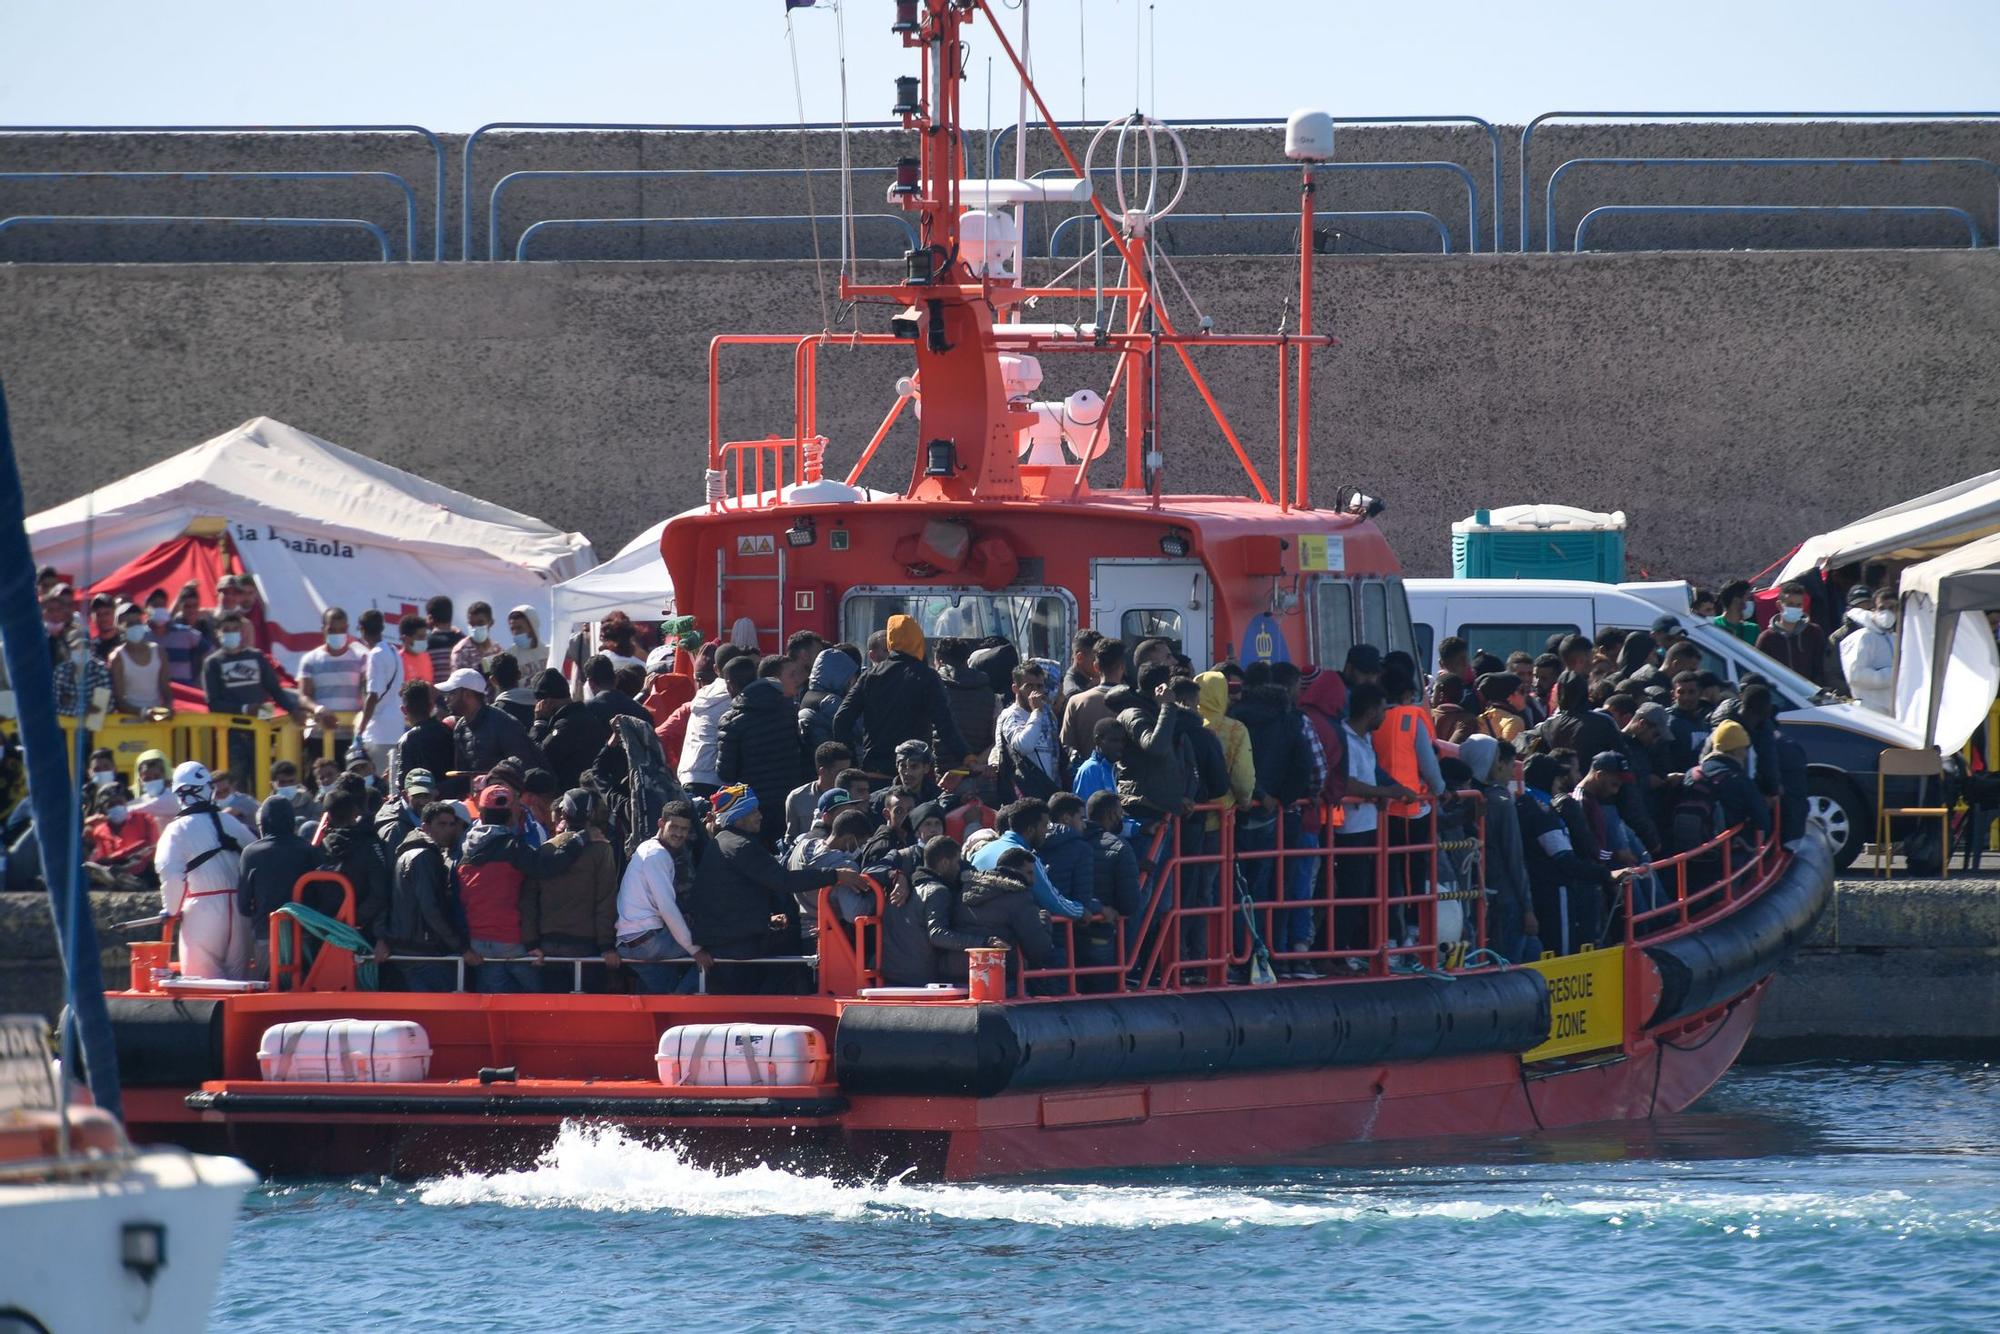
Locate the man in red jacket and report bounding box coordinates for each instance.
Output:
[454,784,596,992]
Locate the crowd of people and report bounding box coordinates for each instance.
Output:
[9,560,1803,998]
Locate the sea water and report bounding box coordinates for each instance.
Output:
[212,1062,1997,1331]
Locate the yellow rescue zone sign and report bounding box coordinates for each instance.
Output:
[1521,945,1625,1062]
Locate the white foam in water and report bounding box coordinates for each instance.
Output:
[416,1123,1382,1227]
[415,1123,1988,1234]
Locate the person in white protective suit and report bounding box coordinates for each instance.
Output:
[155,760,259,980]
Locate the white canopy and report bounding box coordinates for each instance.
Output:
[1893,531,2000,750]
[29,417,595,672]
[547,518,674,636]
[1778,464,2000,583]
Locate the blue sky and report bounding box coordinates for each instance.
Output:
[3,1,1997,131]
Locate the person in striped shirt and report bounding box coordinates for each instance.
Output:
[297,607,369,760]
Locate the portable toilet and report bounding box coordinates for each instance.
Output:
[1451,504,1627,581]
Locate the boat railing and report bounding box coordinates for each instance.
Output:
[1008,792,1487,998]
[372,952,818,995]
[1616,801,1784,947]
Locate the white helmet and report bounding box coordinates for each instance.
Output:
[171,760,214,806]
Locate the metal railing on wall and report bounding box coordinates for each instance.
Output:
[487,165,898,262]
[0,124,446,259]
[1571,203,1981,252]
[1544,155,2000,253]
[0,170,420,260]
[0,214,394,261]
[1519,111,2000,251]
[461,120,967,260]
[1047,208,1453,257]
[513,211,919,261]
[989,115,1504,252]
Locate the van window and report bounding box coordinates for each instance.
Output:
[1314,580,1354,668]
[1414,624,1435,672]
[1458,623,1580,665]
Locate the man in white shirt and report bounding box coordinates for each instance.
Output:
[296,606,368,761]
[991,661,1062,795]
[676,650,746,795]
[615,803,711,992]
[352,609,406,781]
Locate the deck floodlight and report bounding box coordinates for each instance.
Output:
[786,517,817,548]
[1159,528,1192,558]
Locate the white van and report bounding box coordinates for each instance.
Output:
[1406,578,1923,870]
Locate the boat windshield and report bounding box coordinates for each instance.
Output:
[842,588,1072,660]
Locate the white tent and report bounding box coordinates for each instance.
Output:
[1778,465,2000,583]
[547,518,674,636]
[29,417,596,672]
[1893,532,2000,750]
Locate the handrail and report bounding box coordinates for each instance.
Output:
[0,215,394,262]
[1520,111,2000,250]
[1048,209,1453,258]
[487,165,897,262]
[0,124,446,259]
[1572,203,1981,252]
[0,170,420,260]
[1544,155,2000,253]
[1033,159,1480,252]
[461,120,970,260]
[990,114,1504,250]
[378,951,814,994]
[513,212,919,262]
[1615,802,1784,944]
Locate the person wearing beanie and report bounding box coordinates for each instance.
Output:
[832,614,974,775]
[534,665,613,792]
[683,782,863,994]
[1667,716,1772,874]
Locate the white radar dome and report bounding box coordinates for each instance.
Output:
[1285,109,1335,162]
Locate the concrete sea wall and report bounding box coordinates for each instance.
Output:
[2,247,1996,582]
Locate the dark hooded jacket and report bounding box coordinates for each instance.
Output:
[1114,691,1188,818]
[798,648,862,754]
[1084,820,1143,920]
[1535,672,1624,764]
[880,866,990,986]
[832,652,972,773]
[536,700,611,791]
[1297,670,1349,805]
[1038,822,1103,916]
[686,826,839,952]
[1229,683,1311,805]
[320,821,392,940]
[718,678,809,816]
[237,795,322,923]
[952,867,1053,968]
[388,825,467,954]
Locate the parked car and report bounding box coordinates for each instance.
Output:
[1407,578,1921,870]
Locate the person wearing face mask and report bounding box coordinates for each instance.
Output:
[1839,588,1901,715]
[1754,580,1832,687]
[504,605,547,675]
[84,747,120,791]
[203,612,299,718]
[296,607,369,762]
[1710,579,1760,647]
[84,783,161,890]
[450,601,503,672]
[129,749,181,823]
[108,602,173,716]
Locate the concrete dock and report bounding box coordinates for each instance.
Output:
[4,880,1994,1058]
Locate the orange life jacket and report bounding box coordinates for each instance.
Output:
[1373,703,1429,820]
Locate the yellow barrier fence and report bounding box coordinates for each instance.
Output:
[61,712,303,790]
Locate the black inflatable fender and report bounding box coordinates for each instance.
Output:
[96,996,227,1087]
[1642,827,1836,1028]
[835,970,1551,1098]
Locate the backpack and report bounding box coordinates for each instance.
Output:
[1668,770,1725,854]
[1185,717,1230,803]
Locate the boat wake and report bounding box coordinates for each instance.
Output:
[413,1122,1994,1235]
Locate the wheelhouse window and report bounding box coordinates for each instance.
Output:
[841,588,1073,661]
[1312,579,1354,669]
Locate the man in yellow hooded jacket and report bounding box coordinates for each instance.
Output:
[832,614,976,777]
